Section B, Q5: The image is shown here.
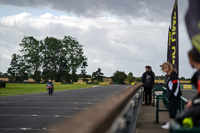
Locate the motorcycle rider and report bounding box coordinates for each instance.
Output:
[46,79,54,94]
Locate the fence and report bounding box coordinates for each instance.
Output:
[180,84,196,90]
[153,85,200,132]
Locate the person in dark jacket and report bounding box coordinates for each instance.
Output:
[142,66,154,105]
[160,62,182,129]
[149,66,155,78]
[175,49,200,128]
[174,0,200,128]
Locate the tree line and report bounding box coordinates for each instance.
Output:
[7,36,87,82]
[3,36,189,83]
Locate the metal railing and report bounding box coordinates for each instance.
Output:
[154,86,189,124]
[153,85,200,132]
[47,83,143,133]
[162,87,188,112]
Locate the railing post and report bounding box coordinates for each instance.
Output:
[156,94,159,124]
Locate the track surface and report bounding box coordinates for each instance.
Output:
[182,89,197,100]
[0,85,130,133]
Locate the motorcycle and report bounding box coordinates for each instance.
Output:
[47,84,53,95]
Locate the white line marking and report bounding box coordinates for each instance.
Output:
[0,128,55,131]
[20,128,32,130]
[0,107,89,109]
[0,114,76,118]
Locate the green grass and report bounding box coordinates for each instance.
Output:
[0,83,104,96]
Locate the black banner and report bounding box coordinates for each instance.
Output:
[171,0,179,75]
[167,26,172,63]
[185,0,200,55]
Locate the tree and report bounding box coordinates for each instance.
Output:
[112,70,127,84]
[92,68,104,82]
[0,71,8,78]
[7,54,29,82]
[179,77,186,80]
[7,36,87,82]
[135,77,142,82]
[7,54,20,81]
[126,72,135,84]
[81,61,88,82]
[41,37,62,81]
[20,36,41,82]
[155,75,166,80]
[41,36,87,82]
[59,63,71,82]
[62,36,87,82]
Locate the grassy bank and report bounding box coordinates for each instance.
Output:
[0,83,104,96]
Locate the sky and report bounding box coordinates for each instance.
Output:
[0,0,195,78]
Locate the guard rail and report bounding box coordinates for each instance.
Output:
[46,83,143,133]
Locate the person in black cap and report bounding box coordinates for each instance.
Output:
[175,0,200,128]
[142,66,154,105]
[149,66,155,80]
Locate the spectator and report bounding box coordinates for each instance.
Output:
[175,49,200,127]
[142,66,154,105]
[149,66,155,78]
[149,66,155,105]
[160,62,182,129]
[175,0,200,128]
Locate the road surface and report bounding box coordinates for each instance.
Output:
[0,85,130,133]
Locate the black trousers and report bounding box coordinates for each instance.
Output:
[144,87,152,105]
[169,98,180,119]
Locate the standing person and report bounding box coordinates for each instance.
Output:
[142,66,154,105]
[160,62,182,129]
[174,0,200,128]
[149,66,155,79]
[149,66,155,104]
[175,49,200,128]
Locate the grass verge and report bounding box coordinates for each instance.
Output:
[0,83,104,96]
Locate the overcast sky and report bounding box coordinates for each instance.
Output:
[0,0,195,78]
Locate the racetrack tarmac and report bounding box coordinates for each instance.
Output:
[0,85,130,133]
[182,89,197,100]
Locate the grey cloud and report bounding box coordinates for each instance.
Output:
[0,9,193,78]
[0,0,188,21]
